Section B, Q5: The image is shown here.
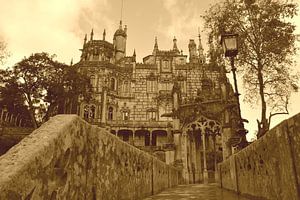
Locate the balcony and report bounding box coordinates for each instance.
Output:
[106,120,171,129]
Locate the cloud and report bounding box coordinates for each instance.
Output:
[155,0,209,54]
[0,0,113,68]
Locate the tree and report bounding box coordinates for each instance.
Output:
[0,53,91,128]
[202,0,299,137]
[0,40,9,65]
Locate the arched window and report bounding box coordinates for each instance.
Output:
[110,78,116,91]
[108,107,113,121]
[84,105,89,119]
[83,104,96,120]
[90,105,96,119]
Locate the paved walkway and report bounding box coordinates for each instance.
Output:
[143,184,252,200]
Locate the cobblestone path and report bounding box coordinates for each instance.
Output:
[143,184,253,200]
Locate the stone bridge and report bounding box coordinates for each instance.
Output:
[0,115,181,200]
[1,113,300,200]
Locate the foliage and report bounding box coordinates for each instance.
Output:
[0,53,92,128]
[0,40,9,65]
[202,0,299,137]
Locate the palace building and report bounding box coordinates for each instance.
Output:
[72,21,242,183]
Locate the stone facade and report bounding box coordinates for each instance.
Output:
[70,21,240,184]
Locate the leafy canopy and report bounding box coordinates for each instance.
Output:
[203,0,299,136]
[0,52,91,128]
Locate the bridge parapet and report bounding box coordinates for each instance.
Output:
[0,115,180,200]
[217,113,300,200]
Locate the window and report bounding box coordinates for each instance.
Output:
[90,75,96,88]
[161,60,171,72]
[83,104,96,120]
[90,105,95,119]
[178,80,186,94]
[108,107,113,121]
[122,110,130,121]
[123,81,130,93]
[84,105,89,119]
[147,80,157,93]
[147,110,157,121]
[110,78,116,91]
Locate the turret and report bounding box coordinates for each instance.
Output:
[113,21,127,61]
[188,39,198,63]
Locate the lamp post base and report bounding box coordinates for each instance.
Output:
[203,169,209,184]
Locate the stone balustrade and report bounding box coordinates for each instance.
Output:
[217,113,300,200]
[0,115,180,200]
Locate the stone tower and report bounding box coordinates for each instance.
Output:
[113,21,127,62]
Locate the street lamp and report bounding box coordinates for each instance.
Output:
[221,33,248,148]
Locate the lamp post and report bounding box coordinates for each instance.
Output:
[221,33,248,149]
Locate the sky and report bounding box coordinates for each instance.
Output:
[0,0,299,140]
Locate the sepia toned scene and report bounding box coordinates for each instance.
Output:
[0,0,300,199]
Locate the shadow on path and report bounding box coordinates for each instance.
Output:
[143,184,253,200]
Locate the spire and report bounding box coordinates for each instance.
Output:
[133,49,136,62]
[119,20,122,29]
[103,29,106,41]
[90,29,94,41]
[133,49,136,57]
[70,58,73,66]
[153,36,158,54]
[173,36,178,51]
[84,34,87,45]
[198,27,205,63]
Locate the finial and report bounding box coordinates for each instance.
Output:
[173,36,178,51]
[70,58,73,66]
[84,34,87,45]
[154,36,158,49]
[133,49,136,57]
[153,37,158,54]
[119,20,122,29]
[90,29,94,41]
[103,29,106,41]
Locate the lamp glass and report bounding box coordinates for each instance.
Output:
[221,34,238,57]
[224,37,237,51]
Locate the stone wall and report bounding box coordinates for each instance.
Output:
[218,113,300,200]
[0,115,180,200]
[0,127,34,155]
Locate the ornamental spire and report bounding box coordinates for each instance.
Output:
[153,36,158,54]
[83,34,87,45]
[103,29,106,41]
[90,29,94,41]
[198,27,205,63]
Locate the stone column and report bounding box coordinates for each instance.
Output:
[100,88,107,125]
[195,139,202,183]
[173,130,182,161]
[181,131,189,184]
[202,127,208,184]
[191,138,198,183]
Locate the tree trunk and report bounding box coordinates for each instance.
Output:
[257,66,268,138]
[26,95,38,129]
